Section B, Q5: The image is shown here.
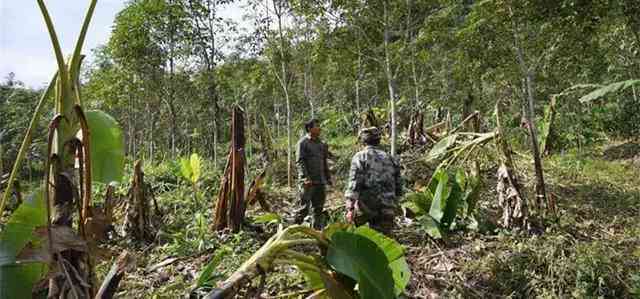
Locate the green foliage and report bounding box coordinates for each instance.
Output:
[327,231,395,299]
[179,153,202,185]
[85,110,125,184]
[428,135,458,161]
[352,226,410,296]
[578,79,640,103]
[405,168,479,239]
[0,190,47,299]
[252,213,282,225]
[302,224,411,298]
[195,246,231,289]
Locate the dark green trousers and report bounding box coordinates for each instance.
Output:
[294,184,326,229]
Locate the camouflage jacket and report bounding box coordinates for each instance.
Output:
[296,135,331,185]
[344,146,402,212]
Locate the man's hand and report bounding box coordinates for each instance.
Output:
[303,179,313,187]
[345,199,356,223]
[346,209,354,223]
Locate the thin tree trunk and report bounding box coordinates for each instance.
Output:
[168,0,178,157]
[524,70,547,212]
[406,0,420,106]
[273,0,293,189]
[511,9,547,213]
[383,0,397,157]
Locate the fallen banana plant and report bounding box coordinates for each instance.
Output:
[494,101,528,229]
[427,131,497,170]
[198,224,411,299]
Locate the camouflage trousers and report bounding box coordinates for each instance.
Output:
[294,184,327,229]
[353,203,396,235]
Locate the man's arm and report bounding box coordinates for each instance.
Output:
[393,157,403,197]
[296,140,308,182]
[344,154,363,206]
[323,143,331,183]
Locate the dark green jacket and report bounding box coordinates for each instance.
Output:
[296,135,330,185]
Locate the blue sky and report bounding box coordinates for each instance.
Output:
[0,1,126,88]
[0,1,248,89]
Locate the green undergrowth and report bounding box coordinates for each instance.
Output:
[5,135,639,298]
[442,143,640,298]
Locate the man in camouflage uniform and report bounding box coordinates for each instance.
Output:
[345,127,402,234]
[294,119,331,229]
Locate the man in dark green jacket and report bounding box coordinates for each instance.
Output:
[294,119,331,229]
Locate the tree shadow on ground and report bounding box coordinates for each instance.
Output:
[554,182,640,222]
[602,140,640,161]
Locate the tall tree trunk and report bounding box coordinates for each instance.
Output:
[168,0,178,157]
[354,44,364,133]
[523,70,547,212]
[212,92,218,167]
[148,101,155,161]
[208,0,219,168]
[383,0,398,157]
[406,0,420,106]
[168,95,178,157]
[511,7,547,214]
[272,0,293,189]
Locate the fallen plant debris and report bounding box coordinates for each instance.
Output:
[201,224,410,299]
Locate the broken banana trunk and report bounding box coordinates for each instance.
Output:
[213,106,246,232]
[495,101,529,229]
[124,160,157,242]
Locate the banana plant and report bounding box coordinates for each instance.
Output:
[404,168,480,239]
[0,1,124,298]
[198,224,411,299]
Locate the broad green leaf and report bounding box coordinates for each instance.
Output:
[427,168,447,198]
[419,216,442,239]
[318,269,354,299]
[428,134,458,161]
[85,110,124,184]
[455,169,466,190]
[189,153,202,183]
[196,246,230,288]
[461,176,481,217]
[578,79,640,103]
[440,178,463,228]
[389,258,411,296]
[402,193,430,216]
[0,190,48,299]
[327,231,395,299]
[300,267,325,290]
[322,222,350,240]
[401,200,423,216]
[298,267,353,299]
[253,213,282,224]
[354,226,410,295]
[429,170,450,223]
[179,157,192,182]
[353,226,403,262]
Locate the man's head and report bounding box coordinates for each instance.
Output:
[358,127,381,146]
[305,118,321,138]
